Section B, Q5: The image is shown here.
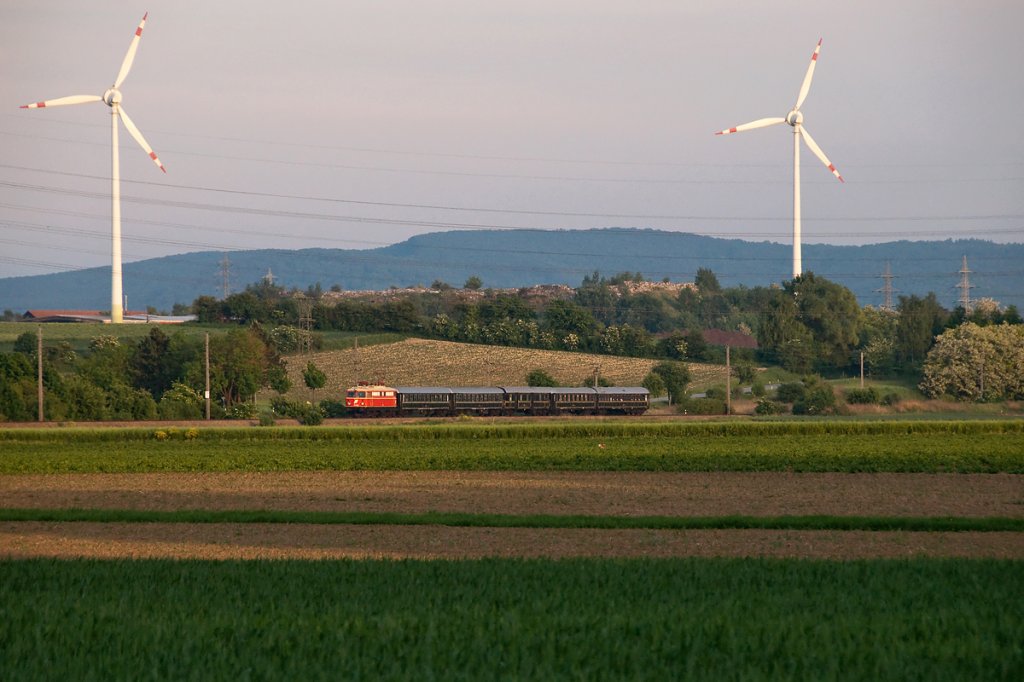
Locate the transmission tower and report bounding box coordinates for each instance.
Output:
[875,261,898,311]
[296,293,313,355]
[219,254,233,299]
[956,255,974,313]
[263,268,275,286]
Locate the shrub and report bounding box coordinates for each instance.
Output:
[526,369,558,387]
[775,382,806,403]
[881,392,902,406]
[750,379,766,398]
[294,402,325,426]
[257,412,276,427]
[844,387,880,405]
[704,386,727,401]
[679,398,727,415]
[319,399,347,418]
[754,398,788,415]
[226,403,257,420]
[792,379,837,416]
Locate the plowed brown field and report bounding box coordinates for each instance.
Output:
[3,471,1022,560]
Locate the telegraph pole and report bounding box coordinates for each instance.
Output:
[37,326,44,422]
[205,333,211,420]
[725,345,731,415]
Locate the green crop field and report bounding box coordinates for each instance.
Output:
[1,558,1020,680]
[1,420,1022,474]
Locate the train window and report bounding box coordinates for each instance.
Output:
[357,391,366,398]
[346,391,355,397]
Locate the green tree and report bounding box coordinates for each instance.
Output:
[303,361,328,401]
[641,371,666,398]
[652,361,691,405]
[895,293,949,372]
[543,300,597,338]
[464,275,483,290]
[526,369,558,387]
[202,328,275,407]
[759,273,862,372]
[13,332,36,356]
[919,322,1024,401]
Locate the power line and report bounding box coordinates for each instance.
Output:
[7,114,1024,170]
[3,178,1024,235]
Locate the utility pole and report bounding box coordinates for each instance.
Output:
[353,337,360,383]
[957,255,974,314]
[205,333,211,420]
[725,345,731,415]
[36,326,44,422]
[860,351,865,389]
[593,364,601,388]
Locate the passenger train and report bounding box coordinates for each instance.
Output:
[344,383,649,417]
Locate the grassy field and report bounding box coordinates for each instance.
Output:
[280,337,722,399]
[1,558,1020,680]
[2,421,1022,474]
[0,321,227,353]
[5,508,1022,532]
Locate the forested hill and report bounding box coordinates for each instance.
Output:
[2,229,1021,312]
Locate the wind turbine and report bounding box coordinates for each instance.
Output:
[715,39,843,279]
[21,12,165,324]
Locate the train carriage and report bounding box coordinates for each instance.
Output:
[344,383,649,417]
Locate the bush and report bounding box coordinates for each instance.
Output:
[294,402,325,426]
[679,398,727,415]
[881,392,902,406]
[754,398,788,415]
[526,369,558,387]
[257,412,276,427]
[775,382,806,403]
[226,403,257,419]
[269,397,325,425]
[319,399,347,418]
[704,386,727,401]
[844,387,880,405]
[792,378,837,416]
[751,379,766,398]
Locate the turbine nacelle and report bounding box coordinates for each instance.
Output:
[786,110,803,127]
[103,88,122,107]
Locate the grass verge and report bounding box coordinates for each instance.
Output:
[3,508,1023,532]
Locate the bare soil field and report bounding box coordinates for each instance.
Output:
[2,471,1022,560]
[279,338,721,397]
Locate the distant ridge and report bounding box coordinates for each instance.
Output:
[2,229,1021,311]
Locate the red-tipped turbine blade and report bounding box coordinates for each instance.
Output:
[794,38,822,111]
[114,12,148,88]
[118,106,166,173]
[800,126,843,182]
[20,94,102,109]
[714,117,786,135]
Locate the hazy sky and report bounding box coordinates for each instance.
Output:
[2,0,1022,285]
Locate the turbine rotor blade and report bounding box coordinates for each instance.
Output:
[114,12,148,88]
[118,106,166,173]
[800,126,843,182]
[714,117,786,135]
[20,95,102,109]
[794,38,822,111]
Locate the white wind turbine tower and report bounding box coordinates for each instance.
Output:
[716,39,843,279]
[21,13,165,324]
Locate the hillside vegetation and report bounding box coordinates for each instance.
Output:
[281,338,720,396]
